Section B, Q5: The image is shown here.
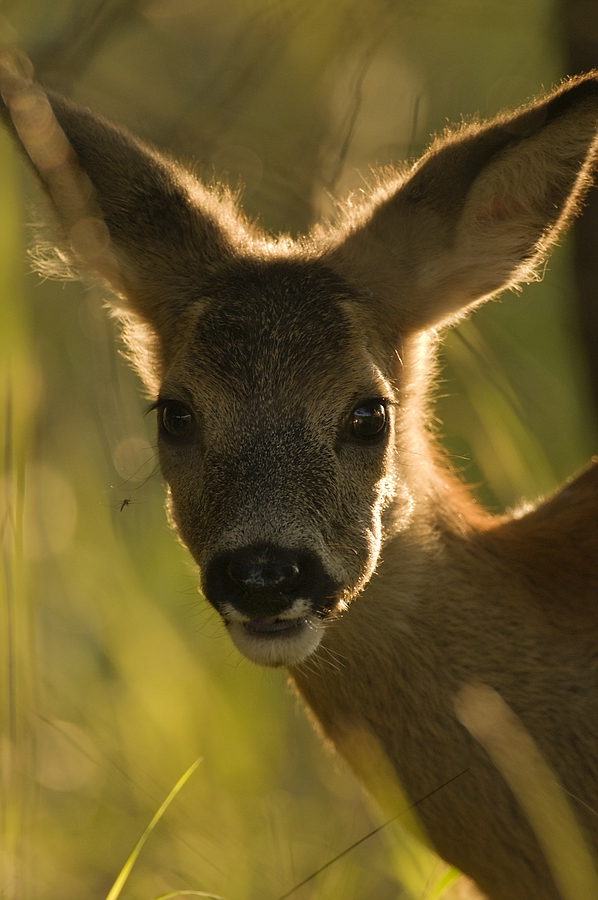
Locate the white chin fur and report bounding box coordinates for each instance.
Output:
[227,616,324,667]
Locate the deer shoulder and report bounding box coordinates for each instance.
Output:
[485,460,598,628]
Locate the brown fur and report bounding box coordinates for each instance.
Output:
[2,54,598,898]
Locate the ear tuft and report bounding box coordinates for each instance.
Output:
[0,57,244,377]
[327,73,598,335]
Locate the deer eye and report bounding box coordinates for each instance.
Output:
[157,401,194,442]
[350,401,388,442]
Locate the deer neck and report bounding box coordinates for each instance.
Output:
[385,329,490,547]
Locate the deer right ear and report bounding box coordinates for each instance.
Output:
[328,74,598,336]
[0,58,237,366]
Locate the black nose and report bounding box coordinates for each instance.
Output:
[202,544,340,619]
[220,548,302,617]
[228,561,300,592]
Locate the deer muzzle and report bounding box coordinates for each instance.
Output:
[201,544,341,666]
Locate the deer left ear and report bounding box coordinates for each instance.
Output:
[328,74,598,334]
[0,62,238,367]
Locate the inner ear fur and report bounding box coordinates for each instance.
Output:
[0,67,242,370]
[44,93,245,345]
[326,73,598,335]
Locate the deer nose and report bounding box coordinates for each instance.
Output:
[202,545,340,620]
[227,561,300,592]
[218,549,304,617]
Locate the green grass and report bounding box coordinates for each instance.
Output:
[104,758,208,900]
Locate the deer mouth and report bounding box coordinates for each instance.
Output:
[244,615,306,635]
[225,613,324,667]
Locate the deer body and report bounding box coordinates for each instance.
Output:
[2,59,598,898]
[295,459,598,899]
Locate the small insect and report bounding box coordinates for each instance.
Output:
[118,497,134,512]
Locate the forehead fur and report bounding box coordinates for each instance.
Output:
[187,258,356,392]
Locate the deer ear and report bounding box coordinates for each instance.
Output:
[328,74,598,333]
[0,64,237,363]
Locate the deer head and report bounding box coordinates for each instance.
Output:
[3,63,598,669]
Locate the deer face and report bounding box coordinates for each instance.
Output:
[9,76,598,668]
[155,259,400,666]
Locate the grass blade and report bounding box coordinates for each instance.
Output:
[105,757,203,900]
[152,892,228,900]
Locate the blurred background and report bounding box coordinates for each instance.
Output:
[1,1,597,898]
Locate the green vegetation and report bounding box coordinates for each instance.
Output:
[0,1,596,898]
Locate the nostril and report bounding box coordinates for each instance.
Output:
[228,562,300,592]
[203,546,338,620]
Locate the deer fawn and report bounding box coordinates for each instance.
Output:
[2,56,598,899]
